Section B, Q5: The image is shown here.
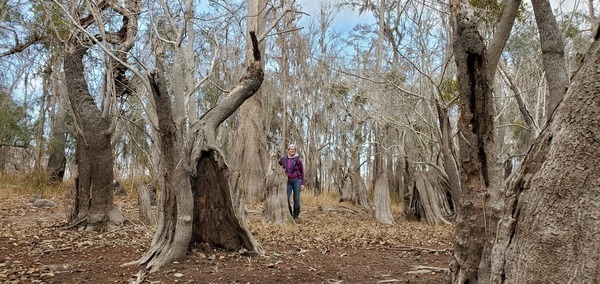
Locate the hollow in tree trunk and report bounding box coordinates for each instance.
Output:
[132,31,264,273]
[191,150,262,251]
[449,2,500,282]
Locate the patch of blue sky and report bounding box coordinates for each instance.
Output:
[296,0,374,31]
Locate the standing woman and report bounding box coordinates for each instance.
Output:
[278,144,305,219]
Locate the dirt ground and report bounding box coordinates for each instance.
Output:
[0,193,454,283]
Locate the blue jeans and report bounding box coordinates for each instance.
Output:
[287,179,302,209]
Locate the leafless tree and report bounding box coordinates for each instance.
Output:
[52,0,141,230]
[130,31,264,273]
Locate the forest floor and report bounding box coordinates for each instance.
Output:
[0,187,454,284]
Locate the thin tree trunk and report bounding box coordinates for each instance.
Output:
[487,0,522,80]
[531,0,569,121]
[46,69,67,183]
[371,0,386,193]
[34,72,49,174]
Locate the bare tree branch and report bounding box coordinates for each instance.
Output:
[0,33,42,58]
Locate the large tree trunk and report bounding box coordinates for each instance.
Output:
[134,31,264,273]
[491,31,600,284]
[59,0,139,231]
[229,100,268,203]
[229,0,268,204]
[138,60,195,271]
[64,45,123,230]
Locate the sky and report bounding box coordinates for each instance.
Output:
[295,0,376,33]
[295,0,587,28]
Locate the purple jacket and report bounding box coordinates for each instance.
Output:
[278,154,305,185]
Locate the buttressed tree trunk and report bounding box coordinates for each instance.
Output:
[262,154,294,224]
[134,32,264,273]
[490,29,600,284]
[373,173,394,224]
[436,103,461,205]
[449,2,499,282]
[341,170,371,211]
[406,169,453,225]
